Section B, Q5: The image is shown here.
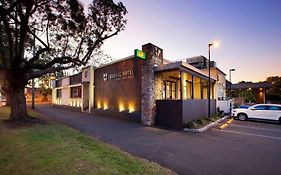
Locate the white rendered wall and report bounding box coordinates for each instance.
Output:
[61,87,69,105]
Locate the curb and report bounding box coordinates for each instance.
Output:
[184,116,229,133]
[218,118,234,129]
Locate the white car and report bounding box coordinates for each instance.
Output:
[232,104,281,123]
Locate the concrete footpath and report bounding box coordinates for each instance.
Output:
[35,105,281,175]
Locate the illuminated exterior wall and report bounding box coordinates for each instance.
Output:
[257,88,266,103]
[94,58,143,113]
[61,87,69,105]
[155,74,164,100]
[202,68,226,100]
[193,77,201,99]
[52,74,84,109]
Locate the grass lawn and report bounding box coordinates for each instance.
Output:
[0,107,175,175]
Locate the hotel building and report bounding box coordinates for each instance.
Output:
[52,43,229,129]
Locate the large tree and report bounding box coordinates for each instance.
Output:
[266,76,281,102]
[0,0,127,122]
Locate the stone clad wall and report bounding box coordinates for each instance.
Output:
[141,43,163,126]
[155,74,164,100]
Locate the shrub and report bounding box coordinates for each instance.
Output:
[183,113,223,129]
[184,121,198,129]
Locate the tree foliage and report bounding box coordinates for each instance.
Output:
[266,76,281,102]
[0,0,127,79]
[266,76,281,94]
[0,0,127,122]
[237,89,257,103]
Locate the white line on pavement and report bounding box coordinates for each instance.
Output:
[231,124,281,132]
[213,129,281,140]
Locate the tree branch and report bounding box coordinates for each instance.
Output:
[26,65,74,80]
[0,8,15,60]
[0,0,19,17]
[26,55,83,70]
[24,48,49,65]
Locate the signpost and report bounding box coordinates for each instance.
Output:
[134,49,146,60]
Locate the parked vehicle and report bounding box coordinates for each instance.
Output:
[232,104,281,123]
[239,105,251,109]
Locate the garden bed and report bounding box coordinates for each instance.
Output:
[183,114,228,133]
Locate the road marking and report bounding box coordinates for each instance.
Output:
[213,129,281,140]
[231,124,281,132]
[219,118,234,129]
[227,118,234,124]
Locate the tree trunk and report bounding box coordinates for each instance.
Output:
[5,93,11,106]
[9,85,30,122]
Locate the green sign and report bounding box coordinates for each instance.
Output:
[134,49,146,60]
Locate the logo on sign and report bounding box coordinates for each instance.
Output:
[103,70,134,81]
[103,73,108,81]
[134,49,146,60]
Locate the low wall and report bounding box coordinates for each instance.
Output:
[217,100,230,113]
[182,99,216,123]
[155,100,183,129]
[155,99,217,129]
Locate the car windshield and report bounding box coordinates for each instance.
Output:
[239,105,250,109]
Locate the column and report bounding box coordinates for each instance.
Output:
[141,43,163,126]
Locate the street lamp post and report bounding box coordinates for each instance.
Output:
[208,42,219,118]
[229,68,235,115]
[208,43,212,118]
[229,68,236,99]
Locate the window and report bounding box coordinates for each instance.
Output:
[70,86,81,98]
[164,81,176,99]
[269,106,281,111]
[56,89,62,98]
[254,105,269,110]
[185,81,192,99]
[171,82,176,99]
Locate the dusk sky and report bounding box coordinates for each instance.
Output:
[82,0,281,83]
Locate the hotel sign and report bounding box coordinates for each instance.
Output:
[103,70,134,81]
[134,49,146,60]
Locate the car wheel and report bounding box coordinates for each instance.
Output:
[238,113,247,121]
[279,117,281,124]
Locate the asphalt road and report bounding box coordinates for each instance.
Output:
[35,105,281,175]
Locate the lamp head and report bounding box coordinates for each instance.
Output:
[209,41,219,48]
[230,68,236,72]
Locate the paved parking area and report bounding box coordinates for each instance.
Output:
[36,105,281,175]
[213,119,281,140]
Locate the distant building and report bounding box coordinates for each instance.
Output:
[25,87,52,103]
[186,55,217,69]
[226,82,273,105]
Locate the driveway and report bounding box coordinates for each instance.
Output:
[35,105,281,175]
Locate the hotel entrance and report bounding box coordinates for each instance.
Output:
[154,61,217,129]
[156,68,215,101]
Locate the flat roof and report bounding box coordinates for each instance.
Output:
[228,82,273,89]
[154,61,216,81]
[95,55,135,70]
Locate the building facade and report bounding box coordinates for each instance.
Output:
[52,43,228,129]
[227,82,272,105]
